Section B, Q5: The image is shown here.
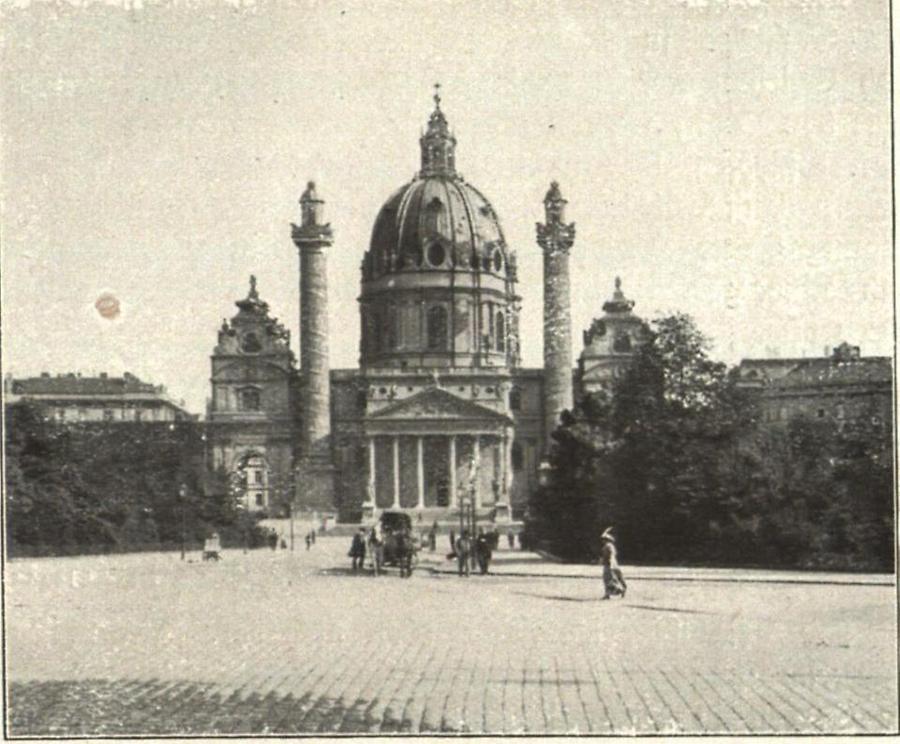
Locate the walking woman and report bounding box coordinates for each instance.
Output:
[600,528,627,599]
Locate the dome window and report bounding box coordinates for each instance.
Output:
[427,305,448,350]
[403,245,423,268]
[385,305,398,350]
[240,332,262,354]
[238,387,261,412]
[613,333,632,353]
[427,241,446,267]
[510,387,522,411]
[511,441,524,471]
[493,250,503,273]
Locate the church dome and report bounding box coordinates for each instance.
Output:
[358,90,520,370]
[362,90,513,282]
[366,177,509,279]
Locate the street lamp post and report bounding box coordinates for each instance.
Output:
[178,483,187,560]
[459,496,466,553]
[468,487,477,573]
[289,501,295,552]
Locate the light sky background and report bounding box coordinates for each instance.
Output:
[1,0,892,414]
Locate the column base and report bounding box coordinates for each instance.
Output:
[361,501,376,522]
[492,502,512,523]
[295,456,336,513]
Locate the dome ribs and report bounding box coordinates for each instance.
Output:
[398,179,425,271]
[455,178,478,271]
[441,178,458,265]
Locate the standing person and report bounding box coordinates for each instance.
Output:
[600,528,627,599]
[369,524,384,576]
[305,532,311,551]
[429,522,437,552]
[455,531,471,577]
[475,527,492,575]
[449,529,456,555]
[311,528,316,545]
[349,527,366,572]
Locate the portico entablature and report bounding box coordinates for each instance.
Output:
[363,385,511,433]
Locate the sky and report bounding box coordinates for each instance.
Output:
[1,0,892,414]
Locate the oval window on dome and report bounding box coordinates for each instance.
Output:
[493,250,503,273]
[427,242,446,267]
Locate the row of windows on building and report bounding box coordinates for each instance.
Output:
[764,404,884,427]
[52,406,170,422]
[366,303,508,354]
[376,240,506,275]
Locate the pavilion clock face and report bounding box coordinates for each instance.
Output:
[241,332,262,353]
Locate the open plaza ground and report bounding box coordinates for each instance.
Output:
[5,536,898,736]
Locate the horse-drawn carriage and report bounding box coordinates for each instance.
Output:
[370,510,418,577]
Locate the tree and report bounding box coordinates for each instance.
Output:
[527,312,894,570]
[5,402,269,556]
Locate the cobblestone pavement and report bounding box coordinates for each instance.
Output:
[6,539,898,735]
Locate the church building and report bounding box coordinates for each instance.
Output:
[206,92,643,522]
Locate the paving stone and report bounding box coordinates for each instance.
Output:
[5,539,897,736]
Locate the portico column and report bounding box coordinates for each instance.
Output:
[416,437,425,509]
[392,435,400,508]
[504,428,513,495]
[367,437,376,499]
[449,435,457,506]
[473,435,481,509]
[499,431,508,497]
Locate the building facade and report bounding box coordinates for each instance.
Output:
[737,342,892,436]
[207,95,626,522]
[5,372,193,424]
[203,97,891,523]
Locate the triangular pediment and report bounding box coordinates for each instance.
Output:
[368,386,511,422]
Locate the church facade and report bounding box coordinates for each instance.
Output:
[206,94,643,521]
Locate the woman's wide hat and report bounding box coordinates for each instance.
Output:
[601,527,615,542]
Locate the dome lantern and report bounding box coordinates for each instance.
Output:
[419,84,457,178]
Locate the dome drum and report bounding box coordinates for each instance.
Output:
[360,290,513,369]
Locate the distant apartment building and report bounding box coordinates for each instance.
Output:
[737,342,892,435]
[4,372,194,424]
